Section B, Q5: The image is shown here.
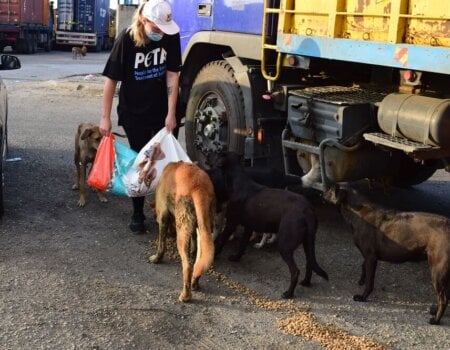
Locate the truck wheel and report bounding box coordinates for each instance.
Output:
[16,39,26,54]
[44,35,51,52]
[24,34,34,54]
[32,34,38,53]
[185,60,246,165]
[392,158,437,188]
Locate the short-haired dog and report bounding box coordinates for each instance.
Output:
[324,185,450,325]
[208,152,328,299]
[150,161,215,302]
[72,46,87,59]
[71,123,107,206]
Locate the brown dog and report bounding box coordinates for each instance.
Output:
[72,46,87,59]
[324,185,450,325]
[71,123,107,207]
[209,152,328,299]
[150,161,215,302]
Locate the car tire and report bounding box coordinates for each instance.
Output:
[185,60,246,166]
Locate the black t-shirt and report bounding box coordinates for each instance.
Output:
[103,29,181,128]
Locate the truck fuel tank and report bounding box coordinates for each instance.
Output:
[378,94,450,148]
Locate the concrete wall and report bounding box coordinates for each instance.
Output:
[115,4,137,37]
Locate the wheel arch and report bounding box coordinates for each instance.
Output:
[180,31,261,114]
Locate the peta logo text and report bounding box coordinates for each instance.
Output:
[134,48,167,69]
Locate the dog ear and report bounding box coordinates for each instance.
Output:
[80,128,93,140]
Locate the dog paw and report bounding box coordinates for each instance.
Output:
[300,279,312,287]
[77,199,86,207]
[179,292,191,303]
[429,317,439,325]
[429,305,437,315]
[149,254,160,264]
[353,294,367,302]
[98,196,108,203]
[253,243,263,249]
[71,184,79,190]
[282,290,294,299]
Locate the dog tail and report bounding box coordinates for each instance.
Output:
[191,191,215,277]
[305,211,329,281]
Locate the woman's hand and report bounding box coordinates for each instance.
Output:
[99,117,112,136]
[165,114,177,133]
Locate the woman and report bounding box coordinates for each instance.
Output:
[99,0,181,234]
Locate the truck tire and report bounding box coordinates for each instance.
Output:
[23,34,34,54]
[392,158,437,188]
[185,60,246,165]
[15,39,26,54]
[44,34,51,52]
[32,34,38,53]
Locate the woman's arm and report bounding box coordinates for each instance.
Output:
[100,77,118,136]
[165,70,180,133]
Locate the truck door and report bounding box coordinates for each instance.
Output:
[171,0,214,52]
[212,0,264,34]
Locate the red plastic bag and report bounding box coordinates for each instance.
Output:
[87,134,115,191]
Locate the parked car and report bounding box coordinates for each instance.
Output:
[0,54,21,217]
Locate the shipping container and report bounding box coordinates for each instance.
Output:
[57,0,74,31]
[55,0,110,51]
[0,0,45,25]
[0,0,55,53]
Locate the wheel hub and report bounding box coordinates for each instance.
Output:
[193,95,227,154]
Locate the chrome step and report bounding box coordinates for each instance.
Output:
[363,132,450,160]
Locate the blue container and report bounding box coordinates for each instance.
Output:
[57,0,74,30]
[74,0,109,34]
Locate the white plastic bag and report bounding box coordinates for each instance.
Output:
[123,128,191,197]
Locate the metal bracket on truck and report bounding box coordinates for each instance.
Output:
[55,31,96,47]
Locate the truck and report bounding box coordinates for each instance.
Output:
[55,0,109,51]
[0,0,55,54]
[172,0,450,190]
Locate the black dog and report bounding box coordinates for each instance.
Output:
[244,166,302,189]
[324,185,450,325]
[208,152,328,298]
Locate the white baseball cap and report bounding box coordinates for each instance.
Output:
[142,0,179,35]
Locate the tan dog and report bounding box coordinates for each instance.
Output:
[138,142,165,188]
[71,123,107,206]
[150,161,215,302]
[324,185,450,325]
[72,46,87,59]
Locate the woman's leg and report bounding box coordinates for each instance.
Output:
[122,125,157,233]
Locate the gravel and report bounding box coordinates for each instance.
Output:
[0,75,449,350]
